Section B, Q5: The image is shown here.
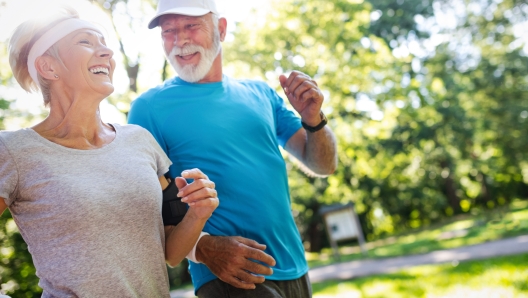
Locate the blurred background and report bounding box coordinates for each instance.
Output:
[0,0,527,297]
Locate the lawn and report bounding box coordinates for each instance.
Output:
[306,199,528,268]
[312,253,528,298]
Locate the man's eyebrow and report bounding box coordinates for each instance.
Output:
[166,16,204,24]
[184,15,204,20]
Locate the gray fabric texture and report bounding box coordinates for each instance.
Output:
[0,123,172,298]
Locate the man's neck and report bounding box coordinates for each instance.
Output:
[197,53,223,83]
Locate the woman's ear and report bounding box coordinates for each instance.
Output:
[35,56,59,81]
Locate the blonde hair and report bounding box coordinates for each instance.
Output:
[8,7,79,105]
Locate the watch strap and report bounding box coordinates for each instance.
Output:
[302,111,327,133]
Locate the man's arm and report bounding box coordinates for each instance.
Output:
[280,71,338,176]
[194,235,276,290]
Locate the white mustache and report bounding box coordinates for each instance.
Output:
[170,44,205,57]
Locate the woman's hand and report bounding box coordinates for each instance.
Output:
[163,168,219,267]
[175,168,219,221]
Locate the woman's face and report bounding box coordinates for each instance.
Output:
[55,28,116,97]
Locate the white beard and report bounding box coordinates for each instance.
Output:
[166,29,221,83]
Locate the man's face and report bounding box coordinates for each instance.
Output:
[160,13,221,83]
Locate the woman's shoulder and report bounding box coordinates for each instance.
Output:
[0,129,31,147]
[0,129,36,163]
[112,124,166,160]
[112,123,150,136]
[112,123,157,143]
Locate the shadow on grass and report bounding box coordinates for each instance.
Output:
[311,253,528,297]
[312,272,425,297]
[440,253,528,292]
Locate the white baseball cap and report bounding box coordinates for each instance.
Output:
[148,0,219,29]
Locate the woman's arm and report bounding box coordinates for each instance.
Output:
[159,169,219,267]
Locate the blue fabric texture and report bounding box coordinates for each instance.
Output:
[128,75,307,291]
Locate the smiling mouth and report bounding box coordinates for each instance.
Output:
[89,67,110,75]
[177,52,198,61]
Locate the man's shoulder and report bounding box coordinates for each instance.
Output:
[135,78,182,103]
[231,77,271,90]
[228,77,278,99]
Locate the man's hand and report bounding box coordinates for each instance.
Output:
[279,71,324,126]
[195,235,276,289]
[175,168,219,221]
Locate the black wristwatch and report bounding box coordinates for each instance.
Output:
[302,111,328,133]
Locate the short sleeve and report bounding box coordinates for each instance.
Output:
[270,88,302,148]
[143,129,172,177]
[0,136,19,206]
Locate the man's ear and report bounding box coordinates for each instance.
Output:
[35,56,59,81]
[218,17,227,42]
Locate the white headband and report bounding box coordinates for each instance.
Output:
[27,18,101,87]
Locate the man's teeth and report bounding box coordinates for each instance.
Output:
[89,67,109,75]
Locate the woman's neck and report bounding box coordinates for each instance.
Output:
[33,89,115,150]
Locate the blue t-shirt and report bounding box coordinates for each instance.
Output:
[128,75,308,290]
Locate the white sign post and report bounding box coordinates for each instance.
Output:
[320,203,367,261]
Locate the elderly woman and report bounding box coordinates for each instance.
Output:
[0,7,219,297]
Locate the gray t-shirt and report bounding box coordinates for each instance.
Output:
[0,124,172,298]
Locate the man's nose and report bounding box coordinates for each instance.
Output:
[173,31,190,48]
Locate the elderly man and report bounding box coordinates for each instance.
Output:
[128,0,337,297]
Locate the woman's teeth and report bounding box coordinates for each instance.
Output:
[89,67,109,75]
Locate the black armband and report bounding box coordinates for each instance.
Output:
[162,176,187,226]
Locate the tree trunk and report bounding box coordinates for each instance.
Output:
[445,174,461,213]
[441,160,461,214]
[307,201,323,252]
[162,59,169,82]
[478,172,492,204]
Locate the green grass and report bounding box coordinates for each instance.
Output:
[306,199,528,268]
[173,254,528,297]
[312,253,528,298]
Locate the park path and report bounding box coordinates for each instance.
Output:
[170,234,528,297]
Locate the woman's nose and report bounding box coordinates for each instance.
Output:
[98,44,114,59]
